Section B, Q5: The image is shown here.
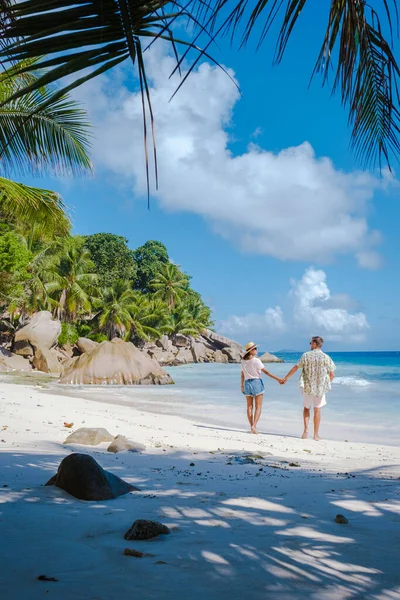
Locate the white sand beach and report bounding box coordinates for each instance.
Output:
[0,379,399,600]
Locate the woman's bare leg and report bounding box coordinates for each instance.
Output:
[246,396,254,430]
[252,395,263,433]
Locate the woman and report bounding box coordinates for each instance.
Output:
[241,342,283,434]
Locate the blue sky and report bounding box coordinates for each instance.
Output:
[21,5,400,351]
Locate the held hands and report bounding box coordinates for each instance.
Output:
[277,378,286,385]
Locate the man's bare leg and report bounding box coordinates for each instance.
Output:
[252,395,263,433]
[246,397,254,431]
[313,408,322,440]
[302,407,310,438]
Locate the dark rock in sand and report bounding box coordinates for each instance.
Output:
[45,453,138,500]
[124,519,170,540]
[335,514,349,524]
[64,427,114,446]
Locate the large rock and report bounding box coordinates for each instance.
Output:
[32,347,63,374]
[64,427,114,446]
[14,311,61,354]
[173,348,193,365]
[45,453,138,500]
[259,351,284,363]
[191,341,207,363]
[214,349,228,363]
[12,339,34,357]
[172,333,189,348]
[60,338,174,385]
[107,435,146,454]
[156,335,169,351]
[150,348,176,366]
[0,347,32,371]
[76,337,98,354]
[222,346,242,363]
[203,329,242,351]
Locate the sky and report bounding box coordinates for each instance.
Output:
[21,3,400,351]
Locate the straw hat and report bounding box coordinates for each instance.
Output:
[242,341,259,357]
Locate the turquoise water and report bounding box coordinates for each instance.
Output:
[59,351,400,446]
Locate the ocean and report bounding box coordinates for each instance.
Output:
[55,351,400,447]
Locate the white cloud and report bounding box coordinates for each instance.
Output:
[290,267,369,342]
[74,44,388,267]
[218,267,369,344]
[221,306,286,339]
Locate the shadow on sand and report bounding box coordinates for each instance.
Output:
[0,444,399,600]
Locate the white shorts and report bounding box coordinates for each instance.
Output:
[303,392,326,409]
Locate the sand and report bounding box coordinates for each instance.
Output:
[0,379,399,600]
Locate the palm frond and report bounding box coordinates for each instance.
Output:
[0,60,92,177]
[0,176,70,236]
[192,0,400,169]
[0,0,213,197]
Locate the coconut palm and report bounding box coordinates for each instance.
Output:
[46,238,98,322]
[166,302,203,337]
[95,280,136,340]
[151,263,188,309]
[0,1,398,170]
[186,290,213,330]
[128,293,169,342]
[0,58,91,233]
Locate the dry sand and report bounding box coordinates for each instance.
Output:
[0,380,399,600]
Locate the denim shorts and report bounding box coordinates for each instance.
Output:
[243,378,264,397]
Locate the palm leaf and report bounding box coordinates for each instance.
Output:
[192,0,400,169]
[0,0,213,197]
[0,176,70,236]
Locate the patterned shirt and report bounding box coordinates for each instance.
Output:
[297,349,336,397]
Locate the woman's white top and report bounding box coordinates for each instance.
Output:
[241,357,264,380]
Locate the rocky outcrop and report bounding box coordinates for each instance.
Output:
[12,311,62,374]
[32,347,63,374]
[45,453,138,500]
[0,347,32,371]
[142,329,243,366]
[259,351,284,363]
[76,337,98,354]
[60,338,174,385]
[14,311,61,354]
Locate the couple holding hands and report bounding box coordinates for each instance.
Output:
[240,337,336,440]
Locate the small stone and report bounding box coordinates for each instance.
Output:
[335,514,348,524]
[37,575,58,582]
[124,520,170,541]
[190,462,195,467]
[123,548,144,558]
[289,462,300,467]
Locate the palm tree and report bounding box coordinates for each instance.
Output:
[151,263,188,309]
[0,58,91,233]
[95,280,136,340]
[128,293,169,342]
[46,238,98,322]
[186,290,214,330]
[166,302,203,337]
[0,2,398,170]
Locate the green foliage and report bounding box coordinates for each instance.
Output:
[0,230,31,305]
[0,220,214,347]
[133,240,169,293]
[58,322,80,347]
[0,230,31,274]
[151,262,189,309]
[84,233,136,288]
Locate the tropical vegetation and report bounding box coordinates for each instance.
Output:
[0,1,398,175]
[0,226,214,346]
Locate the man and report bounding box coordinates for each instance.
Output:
[282,336,335,441]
